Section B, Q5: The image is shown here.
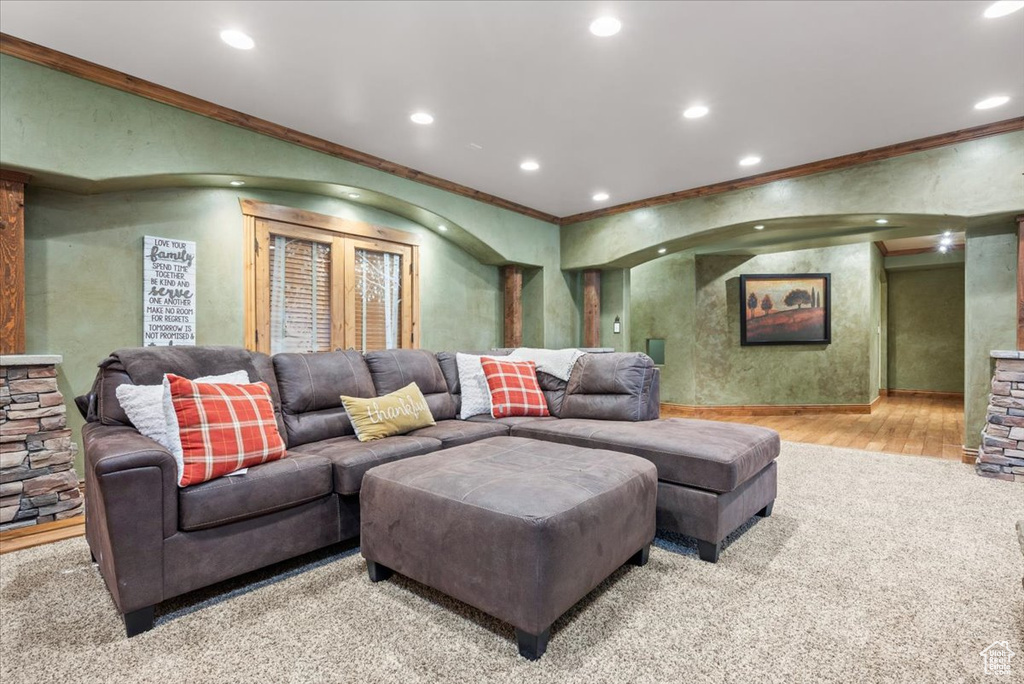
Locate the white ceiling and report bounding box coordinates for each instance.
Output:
[1,1,1022,218]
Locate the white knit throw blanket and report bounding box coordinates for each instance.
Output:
[507,347,586,382]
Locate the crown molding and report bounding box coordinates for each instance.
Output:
[2,33,1021,230]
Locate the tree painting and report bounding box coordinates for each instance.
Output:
[783,288,813,309]
[740,274,830,345]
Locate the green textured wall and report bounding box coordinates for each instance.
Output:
[964,228,1018,449]
[870,244,886,398]
[25,186,504,472]
[599,269,630,351]
[629,253,697,404]
[693,243,875,405]
[886,266,965,393]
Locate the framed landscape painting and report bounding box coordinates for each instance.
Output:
[739,273,831,346]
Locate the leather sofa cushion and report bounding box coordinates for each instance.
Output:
[466,415,558,429]
[288,434,441,495]
[178,453,332,531]
[559,352,659,422]
[511,417,780,493]
[273,351,376,447]
[365,350,456,421]
[409,419,509,448]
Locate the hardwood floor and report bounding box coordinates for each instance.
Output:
[684,394,965,460]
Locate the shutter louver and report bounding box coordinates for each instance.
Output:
[269,237,332,353]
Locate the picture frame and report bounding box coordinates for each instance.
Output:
[739,273,831,346]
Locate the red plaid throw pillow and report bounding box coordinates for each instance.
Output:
[479,357,550,418]
[166,374,286,487]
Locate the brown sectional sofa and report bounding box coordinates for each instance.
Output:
[78,345,778,637]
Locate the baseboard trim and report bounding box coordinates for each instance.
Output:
[0,481,85,555]
[886,389,964,400]
[961,446,978,466]
[661,401,874,417]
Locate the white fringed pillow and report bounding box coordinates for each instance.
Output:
[116,370,250,452]
[456,353,493,419]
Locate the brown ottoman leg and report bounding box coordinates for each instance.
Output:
[629,543,651,566]
[516,627,551,660]
[366,560,393,582]
[697,540,721,563]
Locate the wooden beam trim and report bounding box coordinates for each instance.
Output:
[1017,215,1024,350]
[561,117,1024,225]
[873,241,889,257]
[502,265,523,348]
[240,199,421,246]
[0,169,32,184]
[582,270,601,348]
[0,33,559,225]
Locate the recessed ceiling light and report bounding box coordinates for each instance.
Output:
[938,245,950,254]
[410,112,434,125]
[520,160,540,172]
[220,29,254,50]
[753,224,765,231]
[984,1,1024,19]
[875,219,888,224]
[589,17,622,37]
[683,105,709,119]
[229,180,245,186]
[940,236,954,246]
[739,155,761,167]
[468,142,483,150]
[657,247,667,254]
[592,192,610,202]
[943,230,952,236]
[438,225,448,232]
[348,193,360,199]
[975,95,1010,110]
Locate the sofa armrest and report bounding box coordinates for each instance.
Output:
[83,422,177,614]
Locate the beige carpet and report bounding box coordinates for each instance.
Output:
[1,442,1022,683]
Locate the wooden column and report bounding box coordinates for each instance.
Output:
[583,270,601,348]
[1017,215,1024,350]
[502,265,523,348]
[0,171,29,355]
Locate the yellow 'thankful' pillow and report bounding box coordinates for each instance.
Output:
[340,382,436,442]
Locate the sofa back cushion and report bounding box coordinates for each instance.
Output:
[364,350,456,421]
[273,351,376,447]
[559,352,660,421]
[87,345,270,427]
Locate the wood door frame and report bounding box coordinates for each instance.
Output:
[241,199,420,352]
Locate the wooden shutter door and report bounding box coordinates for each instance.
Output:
[344,238,413,351]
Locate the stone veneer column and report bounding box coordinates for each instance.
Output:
[0,355,82,530]
[977,350,1024,483]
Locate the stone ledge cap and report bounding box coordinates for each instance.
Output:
[0,354,63,366]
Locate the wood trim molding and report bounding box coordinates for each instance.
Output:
[884,244,965,258]
[582,270,601,348]
[961,446,978,466]
[660,401,875,417]
[873,241,889,257]
[2,33,1021,229]
[0,169,31,184]
[0,177,27,354]
[884,389,965,400]
[0,33,559,225]
[240,199,421,246]
[561,117,1024,225]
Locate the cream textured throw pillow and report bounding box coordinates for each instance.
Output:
[456,353,493,419]
[117,370,250,452]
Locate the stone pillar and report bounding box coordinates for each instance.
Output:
[977,351,1024,483]
[0,355,81,530]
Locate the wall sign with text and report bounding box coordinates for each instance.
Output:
[143,236,196,346]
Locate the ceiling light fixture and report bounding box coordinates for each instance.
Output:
[754,224,765,231]
[438,225,448,232]
[984,1,1024,18]
[229,180,245,186]
[975,95,1010,110]
[739,155,761,167]
[592,192,610,202]
[940,236,954,247]
[520,160,540,171]
[220,29,255,50]
[589,17,622,37]
[348,193,360,199]
[939,245,950,254]
[657,247,667,254]
[410,112,434,125]
[875,219,889,224]
[943,230,952,237]
[683,105,709,119]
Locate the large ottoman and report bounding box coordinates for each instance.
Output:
[360,435,657,660]
[512,417,780,562]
